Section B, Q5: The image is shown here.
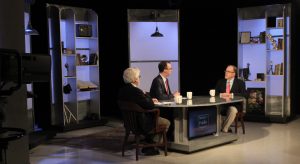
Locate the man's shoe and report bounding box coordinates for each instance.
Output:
[221,128,233,133]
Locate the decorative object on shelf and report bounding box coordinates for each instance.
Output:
[80,54,88,65]
[246,88,265,115]
[256,73,265,81]
[267,61,274,75]
[64,63,69,76]
[63,83,72,94]
[243,68,250,81]
[240,31,251,44]
[89,53,98,65]
[242,63,251,81]
[151,10,164,37]
[277,18,284,28]
[266,33,278,50]
[250,37,259,44]
[259,31,266,43]
[76,24,92,37]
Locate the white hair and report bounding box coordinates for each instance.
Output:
[123,67,140,84]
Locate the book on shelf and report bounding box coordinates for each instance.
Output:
[274,63,284,75]
[77,80,98,91]
[76,53,82,65]
[277,38,283,50]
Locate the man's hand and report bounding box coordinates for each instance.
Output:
[173,91,180,97]
[220,93,233,99]
[152,98,159,103]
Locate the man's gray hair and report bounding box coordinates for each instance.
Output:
[123,67,140,84]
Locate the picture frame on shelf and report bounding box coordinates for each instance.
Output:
[277,18,284,28]
[240,31,251,44]
[76,24,92,37]
[246,88,265,115]
[256,73,265,81]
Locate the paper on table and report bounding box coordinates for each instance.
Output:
[154,101,174,105]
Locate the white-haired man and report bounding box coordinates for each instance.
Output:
[118,67,170,155]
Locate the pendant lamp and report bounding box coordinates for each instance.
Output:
[151,11,163,37]
[25,0,39,35]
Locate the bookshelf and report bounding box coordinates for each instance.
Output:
[47,4,102,129]
[237,4,291,122]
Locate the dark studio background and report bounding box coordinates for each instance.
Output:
[29,0,299,127]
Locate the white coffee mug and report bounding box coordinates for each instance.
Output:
[209,89,216,97]
[187,92,193,99]
[175,95,182,104]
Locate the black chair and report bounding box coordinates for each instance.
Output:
[234,111,245,134]
[118,101,168,161]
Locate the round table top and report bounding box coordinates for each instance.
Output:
[155,96,245,108]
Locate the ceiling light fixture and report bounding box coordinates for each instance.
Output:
[151,10,163,37]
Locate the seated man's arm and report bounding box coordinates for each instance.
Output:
[234,80,247,97]
[150,79,173,100]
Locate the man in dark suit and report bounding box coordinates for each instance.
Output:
[118,67,170,155]
[150,61,180,141]
[150,61,180,100]
[215,65,246,133]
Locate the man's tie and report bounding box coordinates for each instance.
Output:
[165,79,169,95]
[226,81,230,93]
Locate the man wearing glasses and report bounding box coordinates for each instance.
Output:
[150,61,180,100]
[150,61,180,141]
[215,65,246,133]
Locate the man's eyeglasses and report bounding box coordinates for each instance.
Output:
[224,70,235,73]
[165,68,173,70]
[139,75,141,78]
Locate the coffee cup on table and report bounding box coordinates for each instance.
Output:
[187,92,193,99]
[175,95,182,104]
[209,89,215,97]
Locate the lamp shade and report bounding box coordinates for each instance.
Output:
[24,0,39,35]
[25,22,39,35]
[151,26,163,37]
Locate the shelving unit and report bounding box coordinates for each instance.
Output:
[237,4,291,122]
[47,4,103,130]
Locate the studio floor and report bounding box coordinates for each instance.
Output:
[30,116,300,164]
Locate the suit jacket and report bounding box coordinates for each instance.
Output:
[118,83,155,133]
[215,78,246,112]
[118,83,155,110]
[150,75,174,100]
